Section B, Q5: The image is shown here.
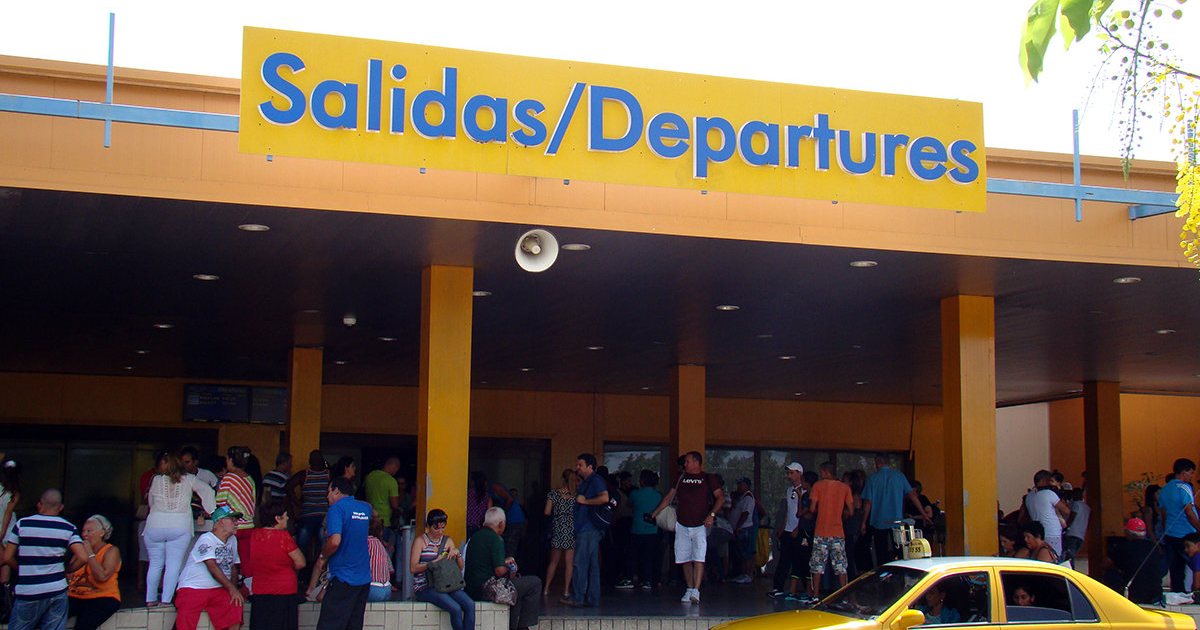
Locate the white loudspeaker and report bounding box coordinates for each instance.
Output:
[515,229,558,273]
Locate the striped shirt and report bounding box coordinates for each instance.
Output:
[3,514,82,600]
[299,469,330,519]
[412,534,450,592]
[262,470,289,502]
[216,471,256,530]
[367,536,392,586]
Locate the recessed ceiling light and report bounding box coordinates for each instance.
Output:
[301,309,321,314]
[851,344,863,349]
[472,290,492,297]
[793,392,806,396]
[855,380,868,385]
[640,386,651,391]
[778,355,797,360]
[850,260,878,268]
[152,323,174,329]
[716,305,740,311]
[334,360,347,366]
[1113,276,1141,284]
[237,223,270,232]
[561,243,591,251]
[122,366,133,370]
[192,274,219,281]
[135,349,150,355]
[1155,328,1177,335]
[586,345,604,351]
[520,367,533,372]
[377,336,397,342]
[1067,389,1082,394]
[756,334,774,339]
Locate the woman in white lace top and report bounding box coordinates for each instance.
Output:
[144,451,216,606]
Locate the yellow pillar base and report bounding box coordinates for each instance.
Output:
[941,295,997,556]
[417,266,474,546]
[287,347,323,462]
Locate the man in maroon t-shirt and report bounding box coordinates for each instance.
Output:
[650,451,725,604]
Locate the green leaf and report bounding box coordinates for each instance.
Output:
[1020,0,1062,82]
[1092,0,1117,17]
[1059,0,1096,45]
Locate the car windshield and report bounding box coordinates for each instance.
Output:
[815,567,928,620]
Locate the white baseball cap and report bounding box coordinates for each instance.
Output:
[785,462,804,473]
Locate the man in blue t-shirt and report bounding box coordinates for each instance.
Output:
[1161,458,1200,593]
[561,453,608,608]
[861,454,929,567]
[317,477,372,630]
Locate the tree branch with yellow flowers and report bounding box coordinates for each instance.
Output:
[1019,0,1199,274]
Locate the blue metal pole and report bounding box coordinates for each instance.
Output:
[105,12,114,148]
[1073,109,1082,222]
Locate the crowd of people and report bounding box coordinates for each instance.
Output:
[37,442,1200,629]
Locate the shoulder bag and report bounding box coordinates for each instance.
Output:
[483,575,518,605]
[426,535,466,593]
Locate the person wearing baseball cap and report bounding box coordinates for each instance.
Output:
[767,463,805,599]
[1103,517,1161,604]
[173,506,245,630]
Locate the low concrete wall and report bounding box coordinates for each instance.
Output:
[27,600,510,630]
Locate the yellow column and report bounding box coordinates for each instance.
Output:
[669,365,706,470]
[417,266,473,545]
[941,295,997,556]
[287,347,323,462]
[1083,381,1122,578]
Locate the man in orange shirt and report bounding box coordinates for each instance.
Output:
[807,462,854,599]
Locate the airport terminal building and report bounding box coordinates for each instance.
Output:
[0,28,1194,575]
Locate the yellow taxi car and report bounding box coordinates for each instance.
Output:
[714,557,1194,630]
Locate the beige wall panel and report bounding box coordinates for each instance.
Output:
[1130,211,1176,253]
[0,112,54,169]
[200,133,344,191]
[49,116,204,180]
[955,195,1064,243]
[0,372,66,419]
[727,194,844,230]
[912,405,946,514]
[321,384,418,434]
[602,394,670,443]
[476,173,534,206]
[1063,200,1136,250]
[342,162,478,200]
[532,177,605,211]
[603,184,728,221]
[1047,397,1086,492]
[841,202,958,237]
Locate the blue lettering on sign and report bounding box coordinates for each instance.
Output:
[254,53,982,187]
[588,85,643,153]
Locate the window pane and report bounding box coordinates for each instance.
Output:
[1001,571,1073,623]
[1067,581,1099,622]
[604,445,666,490]
[704,448,753,498]
[910,571,990,625]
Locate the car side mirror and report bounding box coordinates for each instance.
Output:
[891,609,925,630]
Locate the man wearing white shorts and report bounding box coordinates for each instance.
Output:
[650,451,724,604]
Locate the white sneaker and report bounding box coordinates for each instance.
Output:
[690,588,700,603]
[681,589,693,602]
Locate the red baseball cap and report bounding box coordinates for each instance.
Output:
[1124,518,1147,534]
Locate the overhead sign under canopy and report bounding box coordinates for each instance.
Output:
[239,27,986,212]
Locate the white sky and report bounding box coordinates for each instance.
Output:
[1,0,1192,162]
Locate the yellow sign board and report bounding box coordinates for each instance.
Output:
[240,27,986,212]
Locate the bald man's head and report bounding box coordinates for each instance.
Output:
[37,488,64,515]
